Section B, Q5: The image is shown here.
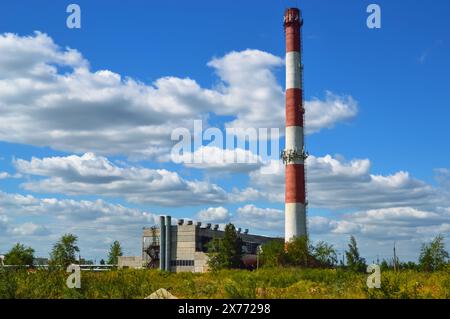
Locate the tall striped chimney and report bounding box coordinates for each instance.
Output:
[283,8,307,242]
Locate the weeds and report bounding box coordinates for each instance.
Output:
[0,268,449,299]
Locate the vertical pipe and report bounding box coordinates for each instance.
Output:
[165,215,172,271]
[159,216,166,271]
[284,8,307,242]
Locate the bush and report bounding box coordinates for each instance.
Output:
[419,235,449,272]
[0,269,19,298]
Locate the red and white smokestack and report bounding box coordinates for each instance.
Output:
[283,8,307,242]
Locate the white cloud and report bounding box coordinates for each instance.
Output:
[309,206,450,248]
[196,207,231,223]
[305,91,358,134]
[235,204,284,232]
[0,172,10,179]
[0,190,161,258]
[0,32,358,161]
[207,49,285,130]
[0,31,86,78]
[9,222,50,236]
[0,190,158,225]
[14,153,230,206]
[0,172,21,180]
[248,154,443,211]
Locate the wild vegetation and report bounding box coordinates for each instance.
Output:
[1,230,449,299]
[0,267,449,299]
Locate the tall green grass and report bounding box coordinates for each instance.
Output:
[0,268,448,299]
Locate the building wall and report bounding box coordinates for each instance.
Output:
[118,256,143,269]
[194,252,209,273]
[170,224,196,272]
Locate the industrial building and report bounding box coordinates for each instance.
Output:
[119,216,279,272]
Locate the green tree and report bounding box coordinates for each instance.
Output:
[222,224,243,269]
[49,233,79,267]
[4,243,34,266]
[107,241,123,265]
[80,258,94,265]
[380,259,391,271]
[400,261,418,270]
[206,237,222,271]
[285,235,311,267]
[99,259,105,265]
[260,239,286,268]
[345,236,366,272]
[312,241,338,267]
[207,223,243,270]
[419,234,449,272]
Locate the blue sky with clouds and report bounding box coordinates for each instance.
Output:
[0,0,449,263]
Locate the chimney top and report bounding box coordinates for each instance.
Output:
[284,8,302,28]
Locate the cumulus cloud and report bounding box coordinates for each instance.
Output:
[305,92,358,134]
[196,206,231,223]
[307,207,450,238]
[248,154,443,211]
[0,190,158,225]
[0,32,358,160]
[207,50,285,130]
[0,172,21,179]
[14,153,230,206]
[235,204,283,232]
[9,222,50,236]
[0,172,10,179]
[0,190,161,258]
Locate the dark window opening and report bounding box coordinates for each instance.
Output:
[170,260,194,267]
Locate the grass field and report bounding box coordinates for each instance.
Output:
[1,268,450,299]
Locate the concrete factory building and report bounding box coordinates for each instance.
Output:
[118,216,279,272]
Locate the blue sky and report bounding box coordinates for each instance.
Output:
[0,0,449,263]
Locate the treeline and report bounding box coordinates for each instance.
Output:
[207,224,450,273]
[2,226,449,273]
[0,234,123,267]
